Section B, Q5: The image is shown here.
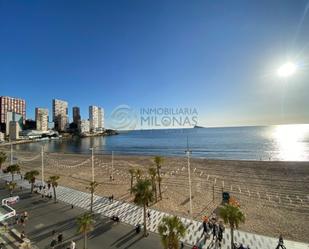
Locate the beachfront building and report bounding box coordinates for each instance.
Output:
[79,119,90,134]
[73,106,81,125]
[52,99,68,132]
[9,121,19,140]
[0,96,26,133]
[89,105,104,132]
[5,112,23,135]
[0,132,4,142]
[98,107,104,130]
[35,108,49,131]
[48,122,55,130]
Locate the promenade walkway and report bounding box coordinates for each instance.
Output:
[1,173,308,249]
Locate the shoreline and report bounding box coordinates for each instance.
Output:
[3,145,309,163]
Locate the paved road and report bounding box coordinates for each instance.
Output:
[0,182,188,249]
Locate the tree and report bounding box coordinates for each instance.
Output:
[6,181,17,197]
[135,168,143,180]
[24,170,39,193]
[158,216,186,249]
[128,168,136,194]
[148,167,157,202]
[0,151,7,170]
[47,175,60,203]
[132,179,154,237]
[77,212,94,249]
[219,204,245,249]
[154,156,163,199]
[6,164,20,182]
[86,181,99,213]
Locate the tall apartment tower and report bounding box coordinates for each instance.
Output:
[89,105,104,132]
[52,99,68,132]
[35,108,49,131]
[72,107,81,125]
[89,106,98,132]
[98,107,104,129]
[9,121,19,140]
[0,96,26,133]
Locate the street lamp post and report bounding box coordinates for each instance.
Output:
[111,151,114,180]
[90,148,94,182]
[10,143,13,165]
[41,145,45,186]
[185,139,193,218]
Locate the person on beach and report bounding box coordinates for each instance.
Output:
[180,241,184,249]
[20,231,25,240]
[276,234,286,249]
[20,216,25,227]
[24,211,28,220]
[15,213,20,224]
[135,224,141,234]
[50,238,57,249]
[203,220,207,234]
[212,221,218,241]
[69,240,76,249]
[217,221,225,246]
[57,233,63,243]
[238,244,245,249]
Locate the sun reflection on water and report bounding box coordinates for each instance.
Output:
[272,124,309,161]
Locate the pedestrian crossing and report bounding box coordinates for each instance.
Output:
[1,173,308,249]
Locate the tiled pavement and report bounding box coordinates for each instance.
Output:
[0,228,19,249]
[1,173,308,249]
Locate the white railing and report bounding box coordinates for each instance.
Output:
[0,196,18,222]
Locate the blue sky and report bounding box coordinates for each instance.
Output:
[0,0,309,128]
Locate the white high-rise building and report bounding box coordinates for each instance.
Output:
[0,132,4,142]
[35,108,49,131]
[89,105,104,132]
[79,119,90,134]
[52,99,68,132]
[98,107,104,130]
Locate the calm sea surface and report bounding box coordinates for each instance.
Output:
[14,124,309,161]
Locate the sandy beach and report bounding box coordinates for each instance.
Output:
[3,150,309,243]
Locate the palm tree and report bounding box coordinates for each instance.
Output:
[47,175,60,203]
[132,179,154,237]
[154,156,163,199]
[148,167,157,202]
[219,204,245,248]
[0,151,7,169]
[135,168,143,180]
[77,212,94,249]
[158,216,186,249]
[6,164,20,182]
[6,181,17,197]
[24,170,39,193]
[128,168,136,194]
[86,181,99,213]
